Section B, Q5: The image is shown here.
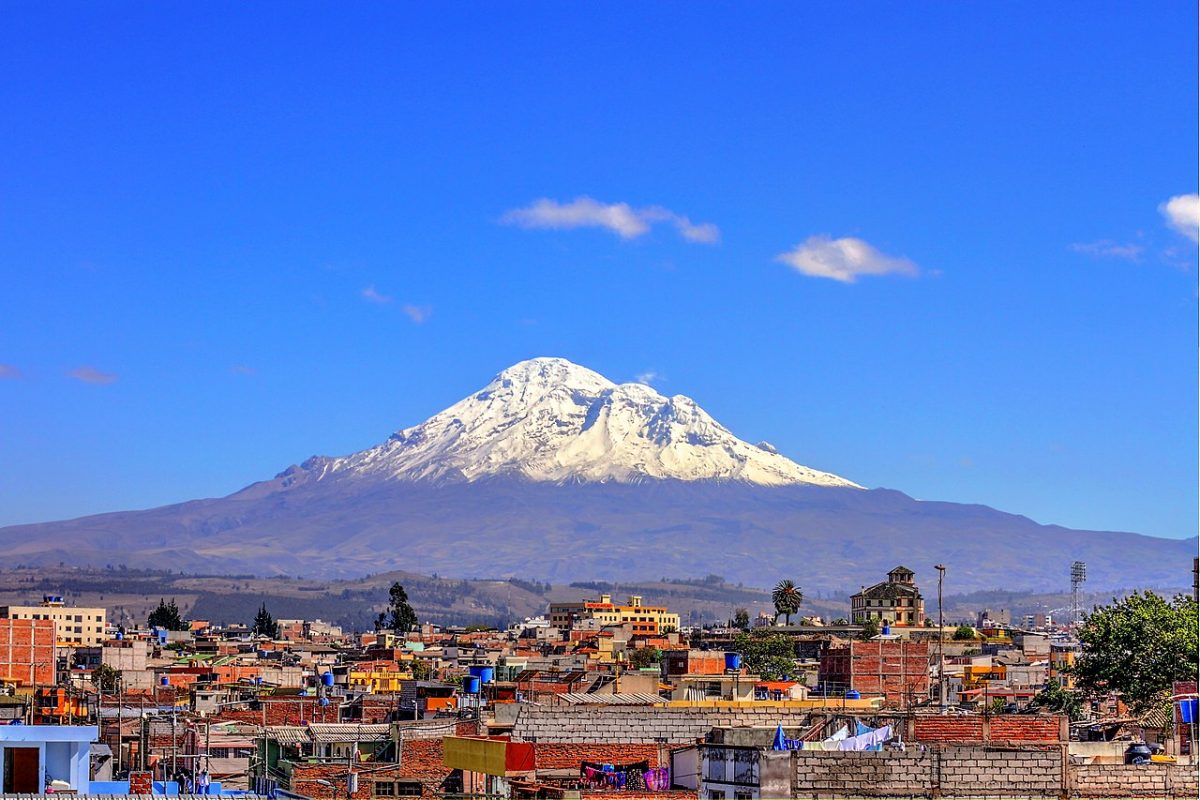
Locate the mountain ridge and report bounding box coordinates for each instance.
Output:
[0,357,1191,595]
[279,357,860,488]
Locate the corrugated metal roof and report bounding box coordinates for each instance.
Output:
[307,723,391,743]
[265,726,309,745]
[556,692,663,706]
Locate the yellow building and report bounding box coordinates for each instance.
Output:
[0,596,107,647]
[1049,646,1077,689]
[347,667,413,693]
[549,593,679,635]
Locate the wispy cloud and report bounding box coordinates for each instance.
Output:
[1069,240,1143,261]
[634,370,660,386]
[0,364,22,380]
[776,235,919,283]
[68,365,118,385]
[360,285,393,304]
[230,365,258,377]
[1160,193,1199,243]
[400,304,432,324]
[500,196,719,244]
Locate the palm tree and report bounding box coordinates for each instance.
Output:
[772,579,803,625]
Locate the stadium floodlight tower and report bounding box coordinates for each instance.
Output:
[1070,561,1087,627]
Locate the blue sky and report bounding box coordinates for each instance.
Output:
[1,3,1196,541]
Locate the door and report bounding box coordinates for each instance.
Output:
[3,747,40,793]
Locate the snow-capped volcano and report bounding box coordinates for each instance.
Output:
[294,357,861,487]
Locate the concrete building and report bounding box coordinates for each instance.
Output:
[850,567,925,627]
[0,724,96,794]
[548,593,680,635]
[0,596,107,647]
[0,618,56,686]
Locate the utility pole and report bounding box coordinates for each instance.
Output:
[935,564,946,712]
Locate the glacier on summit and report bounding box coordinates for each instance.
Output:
[295,357,861,487]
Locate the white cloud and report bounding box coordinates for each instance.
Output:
[1069,240,1143,261]
[401,304,432,324]
[775,235,919,283]
[361,285,393,304]
[68,365,117,385]
[501,197,719,244]
[634,370,660,386]
[1160,193,1199,243]
[0,364,21,380]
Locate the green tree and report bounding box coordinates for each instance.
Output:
[859,618,880,640]
[147,598,186,631]
[252,604,279,638]
[732,630,797,681]
[628,647,661,669]
[1073,591,1198,712]
[772,580,803,625]
[732,608,750,631]
[92,663,121,693]
[1030,679,1083,721]
[952,625,976,641]
[376,581,419,632]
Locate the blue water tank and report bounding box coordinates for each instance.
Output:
[881,624,891,636]
[470,665,495,684]
[1180,698,1198,724]
[724,652,742,671]
[321,672,335,687]
[160,676,170,686]
[318,697,330,707]
[462,676,481,694]
[845,690,861,699]
[115,632,124,641]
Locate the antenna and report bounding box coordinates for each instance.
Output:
[1070,561,1087,627]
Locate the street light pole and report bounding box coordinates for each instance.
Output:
[935,564,946,712]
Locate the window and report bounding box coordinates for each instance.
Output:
[373,781,395,796]
[706,750,726,782]
[395,783,421,797]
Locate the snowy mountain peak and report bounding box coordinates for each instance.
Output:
[296,357,862,488]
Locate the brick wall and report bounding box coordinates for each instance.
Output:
[534,743,661,769]
[989,715,1060,742]
[793,746,1062,797]
[0,618,56,685]
[288,738,451,799]
[819,641,930,707]
[512,705,815,744]
[912,716,984,742]
[912,714,1063,744]
[1071,762,1199,798]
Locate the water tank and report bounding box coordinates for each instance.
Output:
[321,672,335,687]
[115,632,124,641]
[845,690,861,699]
[160,676,170,686]
[724,652,742,671]
[881,624,891,636]
[318,697,330,707]
[462,675,481,694]
[1180,698,1198,724]
[470,665,495,684]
